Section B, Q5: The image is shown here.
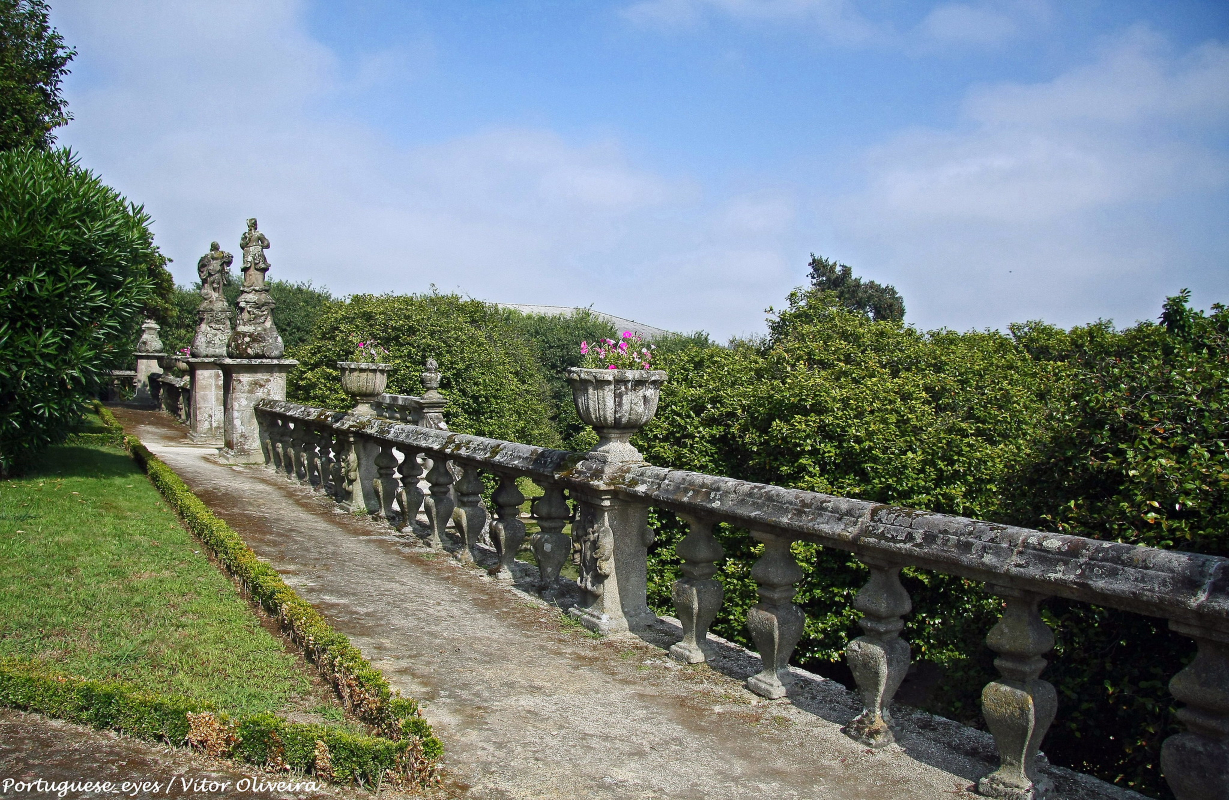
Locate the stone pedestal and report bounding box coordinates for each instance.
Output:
[219,359,297,463]
[133,319,165,407]
[570,490,657,635]
[188,359,226,444]
[134,353,162,407]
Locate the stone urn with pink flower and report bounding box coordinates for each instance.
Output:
[339,338,392,413]
[567,331,667,463]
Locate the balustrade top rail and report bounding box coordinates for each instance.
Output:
[257,399,1228,633]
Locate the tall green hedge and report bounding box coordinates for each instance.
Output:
[633,287,1226,798]
[0,147,168,475]
[291,293,560,447]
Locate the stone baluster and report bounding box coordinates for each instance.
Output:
[745,531,805,700]
[395,448,425,532]
[302,424,320,488]
[315,427,333,495]
[331,430,357,508]
[371,442,399,522]
[351,433,381,515]
[423,456,455,549]
[289,422,307,481]
[490,474,526,581]
[669,514,725,664]
[530,482,571,593]
[452,465,488,564]
[978,588,1056,800]
[1161,622,1229,800]
[843,559,912,748]
[264,416,284,471]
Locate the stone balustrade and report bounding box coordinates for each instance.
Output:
[156,374,192,424]
[254,393,1229,800]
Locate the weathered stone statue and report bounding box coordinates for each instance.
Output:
[226,218,284,359]
[239,217,272,290]
[191,242,233,358]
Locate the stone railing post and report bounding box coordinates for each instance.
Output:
[331,430,357,508]
[372,441,399,521]
[423,455,455,549]
[530,482,571,594]
[844,559,912,748]
[262,415,283,471]
[746,531,805,699]
[290,421,307,482]
[314,427,334,495]
[490,474,526,581]
[453,465,487,564]
[669,514,725,664]
[351,433,382,515]
[303,423,321,488]
[279,420,297,480]
[570,489,656,635]
[1162,622,1229,800]
[395,447,424,532]
[978,588,1057,800]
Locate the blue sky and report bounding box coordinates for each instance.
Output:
[51,1,1229,339]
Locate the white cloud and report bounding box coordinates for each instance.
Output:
[623,0,1052,48]
[621,0,881,44]
[50,0,793,340]
[826,26,1229,328]
[918,1,1050,48]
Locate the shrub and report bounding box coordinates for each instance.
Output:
[292,293,559,447]
[0,147,168,475]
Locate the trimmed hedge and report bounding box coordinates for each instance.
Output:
[64,401,124,447]
[0,659,420,783]
[122,434,443,784]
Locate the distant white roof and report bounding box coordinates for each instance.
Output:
[497,303,675,340]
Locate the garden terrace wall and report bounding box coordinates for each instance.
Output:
[255,398,1229,800]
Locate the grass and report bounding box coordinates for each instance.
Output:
[0,442,316,717]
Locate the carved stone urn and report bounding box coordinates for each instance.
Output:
[338,362,393,410]
[566,368,668,463]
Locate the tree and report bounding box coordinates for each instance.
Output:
[805,254,905,322]
[0,0,75,151]
[0,147,169,474]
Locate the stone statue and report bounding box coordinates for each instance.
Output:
[191,242,234,358]
[239,218,271,291]
[196,241,232,303]
[226,218,284,359]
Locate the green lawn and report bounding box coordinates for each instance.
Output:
[0,442,316,716]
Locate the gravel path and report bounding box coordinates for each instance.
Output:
[87,408,1142,800]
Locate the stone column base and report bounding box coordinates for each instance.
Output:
[219,358,297,463]
[134,353,162,408]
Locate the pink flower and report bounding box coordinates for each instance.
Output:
[622,330,632,339]
[608,364,617,370]
[618,340,628,353]
[580,341,589,354]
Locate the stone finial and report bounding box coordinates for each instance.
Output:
[422,359,441,392]
[136,319,164,354]
[226,218,285,359]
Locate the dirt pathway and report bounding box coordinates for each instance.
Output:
[98,408,1139,800]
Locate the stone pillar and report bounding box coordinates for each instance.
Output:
[133,319,164,407]
[187,359,225,444]
[570,489,656,635]
[219,358,297,463]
